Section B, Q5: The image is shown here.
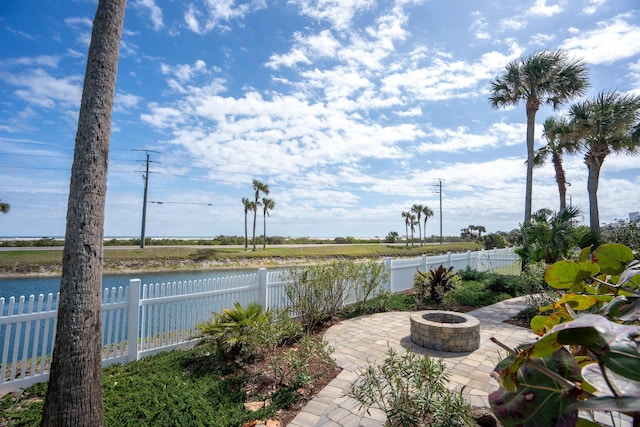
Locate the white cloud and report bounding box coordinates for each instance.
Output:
[418,122,525,153]
[0,68,82,109]
[0,55,60,68]
[561,15,640,64]
[582,0,607,15]
[290,0,376,31]
[394,106,422,117]
[183,0,267,34]
[134,0,164,30]
[160,59,209,83]
[470,11,490,40]
[380,46,522,101]
[530,32,556,46]
[528,0,563,17]
[114,92,142,113]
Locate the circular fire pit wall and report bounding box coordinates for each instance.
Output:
[410,311,480,352]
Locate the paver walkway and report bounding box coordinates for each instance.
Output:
[288,297,536,427]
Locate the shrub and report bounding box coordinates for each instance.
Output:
[601,218,640,255]
[414,264,458,306]
[197,303,301,361]
[285,260,389,332]
[483,233,506,250]
[518,261,548,294]
[348,348,474,427]
[451,281,496,307]
[484,273,523,296]
[458,266,488,282]
[351,260,390,313]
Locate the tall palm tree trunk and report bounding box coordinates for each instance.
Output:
[404,223,408,249]
[263,212,267,250]
[524,101,538,224]
[586,155,603,237]
[552,152,568,210]
[252,208,257,251]
[244,210,248,251]
[41,1,126,425]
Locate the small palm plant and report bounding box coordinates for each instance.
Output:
[197,302,269,359]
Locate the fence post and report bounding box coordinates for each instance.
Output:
[384,258,393,292]
[466,250,471,270]
[258,268,268,309]
[127,279,141,363]
[446,251,452,268]
[420,254,427,272]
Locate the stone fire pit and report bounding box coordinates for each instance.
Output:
[410,310,480,352]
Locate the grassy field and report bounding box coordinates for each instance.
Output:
[0,242,483,275]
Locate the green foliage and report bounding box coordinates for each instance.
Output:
[285,260,389,332]
[197,303,301,361]
[516,206,583,264]
[414,264,458,306]
[385,231,399,243]
[458,267,489,282]
[483,233,506,249]
[0,348,289,427]
[484,273,523,296]
[490,243,640,426]
[348,348,474,427]
[602,219,640,255]
[451,281,499,307]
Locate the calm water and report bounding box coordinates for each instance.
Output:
[0,269,264,303]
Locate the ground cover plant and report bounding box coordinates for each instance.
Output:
[0,333,339,427]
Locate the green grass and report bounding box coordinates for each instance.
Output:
[0,348,294,427]
[0,242,482,275]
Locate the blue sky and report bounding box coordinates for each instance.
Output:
[1,0,639,239]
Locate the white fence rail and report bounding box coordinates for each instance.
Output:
[0,247,517,393]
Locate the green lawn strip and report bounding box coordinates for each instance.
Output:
[0,242,482,274]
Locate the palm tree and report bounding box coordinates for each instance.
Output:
[251,179,269,251]
[476,225,486,240]
[401,211,411,248]
[568,90,640,236]
[489,49,589,225]
[422,206,434,242]
[411,204,424,246]
[533,116,577,210]
[41,0,127,424]
[516,206,582,264]
[0,200,9,214]
[241,197,254,251]
[262,197,274,250]
[410,214,417,247]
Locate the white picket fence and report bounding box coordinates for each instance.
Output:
[0,247,518,394]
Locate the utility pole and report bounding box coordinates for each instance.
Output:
[434,178,445,244]
[134,149,160,249]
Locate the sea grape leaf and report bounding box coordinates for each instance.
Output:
[592,243,634,276]
[530,313,565,336]
[545,260,600,289]
[489,348,581,427]
[572,396,640,414]
[581,364,640,396]
[550,315,640,381]
[555,294,598,311]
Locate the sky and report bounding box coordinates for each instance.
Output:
[0,0,639,240]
